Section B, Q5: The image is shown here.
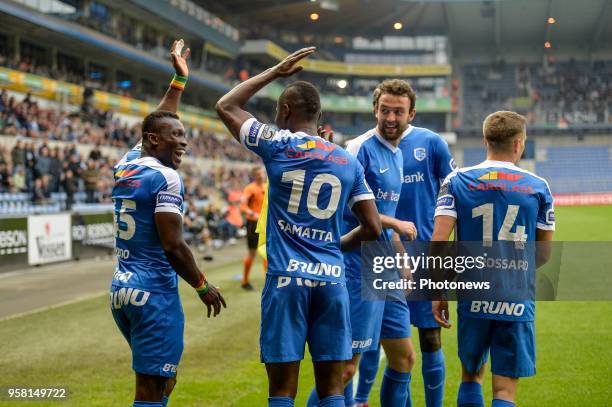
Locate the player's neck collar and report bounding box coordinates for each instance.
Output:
[373,130,400,153]
[400,125,415,140]
[482,159,519,169]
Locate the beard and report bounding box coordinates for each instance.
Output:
[378,121,408,142]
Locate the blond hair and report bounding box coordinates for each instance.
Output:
[483,111,526,152]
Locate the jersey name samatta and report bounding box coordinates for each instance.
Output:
[277,219,333,242]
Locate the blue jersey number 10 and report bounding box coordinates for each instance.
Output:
[281,170,342,220]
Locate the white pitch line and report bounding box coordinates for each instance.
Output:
[0,290,108,322]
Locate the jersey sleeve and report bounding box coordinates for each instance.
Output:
[154,169,184,216]
[348,160,374,208]
[536,182,555,231]
[239,118,283,161]
[434,173,457,218]
[433,136,456,181]
[345,138,369,169]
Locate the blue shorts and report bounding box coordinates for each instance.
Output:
[407,300,439,329]
[381,299,411,340]
[347,253,411,354]
[110,285,184,377]
[347,272,384,353]
[458,314,535,378]
[260,275,352,363]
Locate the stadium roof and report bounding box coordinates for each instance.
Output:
[196,0,612,55]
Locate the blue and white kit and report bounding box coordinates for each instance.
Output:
[343,129,411,354]
[110,154,185,377]
[435,159,555,377]
[240,117,374,363]
[397,125,456,328]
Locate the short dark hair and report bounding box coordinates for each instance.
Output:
[279,81,321,121]
[483,111,526,152]
[373,79,416,111]
[142,110,180,135]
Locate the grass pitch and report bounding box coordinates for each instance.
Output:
[0,205,611,406]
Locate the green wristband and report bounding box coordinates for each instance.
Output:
[195,281,209,296]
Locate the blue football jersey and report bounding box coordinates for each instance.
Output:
[435,160,556,321]
[121,142,142,162]
[240,118,374,283]
[111,155,185,293]
[397,125,456,240]
[343,129,403,240]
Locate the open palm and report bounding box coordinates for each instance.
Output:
[272,47,316,77]
[170,39,190,77]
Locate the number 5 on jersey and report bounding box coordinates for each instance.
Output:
[115,199,136,240]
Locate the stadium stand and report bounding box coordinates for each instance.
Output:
[536,146,612,194]
[462,60,612,128]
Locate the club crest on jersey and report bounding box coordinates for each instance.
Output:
[414,147,426,161]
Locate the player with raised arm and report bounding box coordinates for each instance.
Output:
[307,80,419,407]
[121,39,190,162]
[215,47,382,407]
[431,111,555,407]
[110,39,226,407]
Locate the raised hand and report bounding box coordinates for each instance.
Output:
[271,47,316,78]
[318,125,334,143]
[170,39,191,77]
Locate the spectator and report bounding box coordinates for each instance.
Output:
[62,169,79,210]
[82,159,99,203]
[31,178,47,203]
[0,162,11,192]
[11,140,25,168]
[12,166,27,192]
[35,146,52,179]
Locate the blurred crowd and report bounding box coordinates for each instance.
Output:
[0,137,256,247]
[0,90,257,162]
[463,59,612,127]
[0,90,262,247]
[519,59,612,126]
[0,140,115,206]
[0,51,141,99]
